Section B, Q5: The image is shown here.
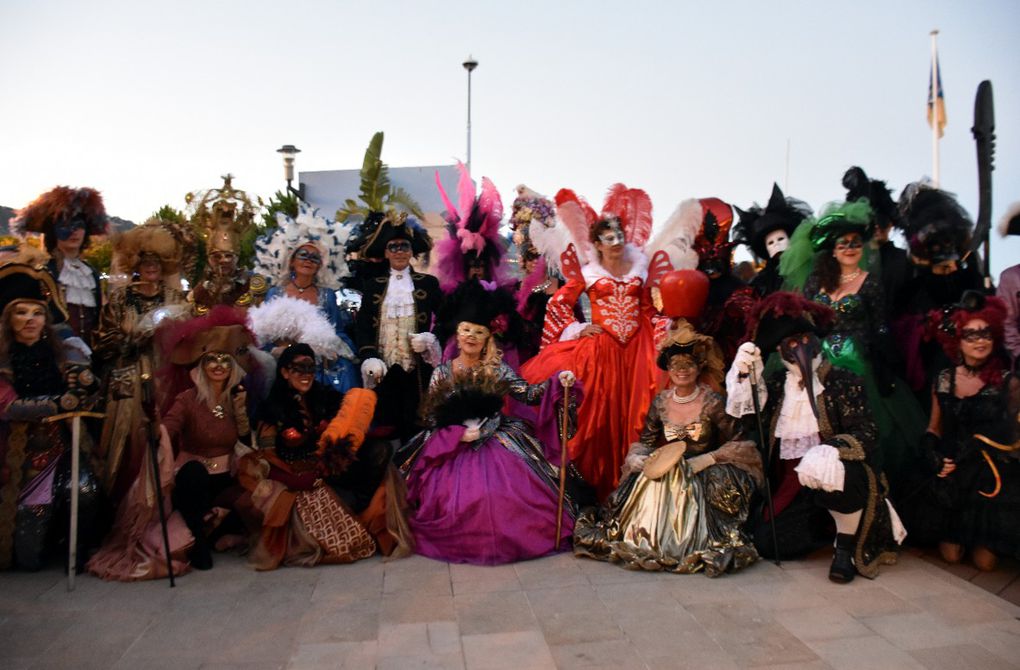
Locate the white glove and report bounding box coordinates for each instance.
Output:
[733,342,763,377]
[687,453,716,475]
[361,358,387,389]
[795,444,845,492]
[623,452,649,475]
[462,418,482,442]
[410,332,441,366]
[558,370,576,387]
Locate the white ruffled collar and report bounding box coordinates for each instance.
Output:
[582,244,648,288]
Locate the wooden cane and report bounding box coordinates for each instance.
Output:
[554,378,569,550]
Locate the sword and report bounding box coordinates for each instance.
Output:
[970,80,995,286]
[43,410,105,591]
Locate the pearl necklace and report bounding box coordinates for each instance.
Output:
[839,269,862,284]
[671,386,701,404]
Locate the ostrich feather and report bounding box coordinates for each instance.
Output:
[602,184,653,247]
[455,161,476,224]
[253,202,354,290]
[248,296,352,361]
[554,189,596,263]
[646,199,702,270]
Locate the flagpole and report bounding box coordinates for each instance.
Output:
[930,29,940,187]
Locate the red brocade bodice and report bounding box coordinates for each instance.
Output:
[589,277,644,345]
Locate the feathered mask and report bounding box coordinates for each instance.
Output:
[434,162,506,293]
[13,186,108,252]
[898,183,973,266]
[254,202,354,290]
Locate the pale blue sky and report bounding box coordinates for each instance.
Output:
[1,0,1018,276]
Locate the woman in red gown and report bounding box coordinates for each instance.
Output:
[521,188,659,499]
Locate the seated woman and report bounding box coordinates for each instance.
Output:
[574,321,762,576]
[0,262,102,571]
[239,343,400,570]
[396,290,583,565]
[909,292,1020,571]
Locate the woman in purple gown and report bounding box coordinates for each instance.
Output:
[396,288,584,564]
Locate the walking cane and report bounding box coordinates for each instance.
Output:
[139,357,176,587]
[554,378,570,550]
[43,409,104,591]
[749,361,781,566]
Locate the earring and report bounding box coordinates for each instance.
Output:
[289,270,296,281]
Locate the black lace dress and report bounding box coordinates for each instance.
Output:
[912,370,1020,556]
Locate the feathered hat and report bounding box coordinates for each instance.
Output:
[435,279,523,350]
[898,183,973,266]
[733,184,812,261]
[807,199,874,251]
[842,167,900,230]
[927,290,1009,384]
[186,175,259,257]
[247,295,353,362]
[690,198,735,276]
[655,318,725,392]
[0,261,68,324]
[157,305,255,371]
[13,186,108,252]
[110,216,194,289]
[254,202,354,290]
[998,202,1020,237]
[509,185,557,255]
[434,162,507,293]
[353,210,432,262]
[748,291,836,355]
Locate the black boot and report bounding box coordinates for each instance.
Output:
[829,533,856,583]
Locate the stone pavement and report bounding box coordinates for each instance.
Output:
[2,548,1019,669]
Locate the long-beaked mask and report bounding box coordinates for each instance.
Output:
[779,332,822,419]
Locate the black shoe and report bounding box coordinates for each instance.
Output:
[188,541,214,571]
[828,533,856,583]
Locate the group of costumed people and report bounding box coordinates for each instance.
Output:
[0,158,1017,588]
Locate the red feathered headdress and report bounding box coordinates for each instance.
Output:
[13,186,108,252]
[927,291,1008,384]
[747,291,836,355]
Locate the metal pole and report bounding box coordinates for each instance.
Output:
[930,30,940,187]
[68,415,80,591]
[466,69,473,173]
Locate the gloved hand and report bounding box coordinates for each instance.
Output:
[361,358,387,389]
[687,452,716,474]
[623,452,649,475]
[733,342,763,378]
[558,370,576,387]
[462,418,482,442]
[410,332,441,366]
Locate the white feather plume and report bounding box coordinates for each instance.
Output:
[248,296,353,361]
[646,199,702,270]
[253,202,355,290]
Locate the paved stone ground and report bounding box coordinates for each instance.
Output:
[2,547,1019,669]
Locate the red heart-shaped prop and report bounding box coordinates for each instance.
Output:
[659,269,709,318]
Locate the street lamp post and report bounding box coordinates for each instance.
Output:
[276,144,305,199]
[462,56,478,173]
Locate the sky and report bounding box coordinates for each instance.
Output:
[1,0,1018,277]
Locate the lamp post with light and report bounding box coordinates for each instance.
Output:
[462,56,478,173]
[276,144,305,199]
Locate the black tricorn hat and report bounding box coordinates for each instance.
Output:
[356,211,432,261]
[0,262,68,324]
[734,184,811,261]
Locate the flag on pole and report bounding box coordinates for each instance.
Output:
[927,54,946,138]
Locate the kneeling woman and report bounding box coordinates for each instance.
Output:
[240,343,401,569]
[397,294,583,565]
[574,322,762,576]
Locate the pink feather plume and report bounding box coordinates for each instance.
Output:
[435,170,458,223]
[455,162,475,224]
